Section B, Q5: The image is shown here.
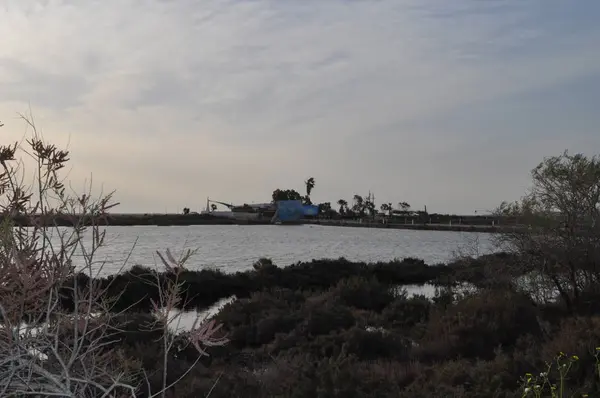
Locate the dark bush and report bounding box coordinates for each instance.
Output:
[304,303,356,336]
[333,277,395,312]
[418,288,542,361]
[343,327,411,361]
[216,289,304,349]
[402,354,518,397]
[538,316,600,394]
[381,293,431,332]
[447,252,526,285]
[48,254,600,397]
[59,257,454,314]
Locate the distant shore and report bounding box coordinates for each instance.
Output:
[308,219,521,233]
[4,213,524,233]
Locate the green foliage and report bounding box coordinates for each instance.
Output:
[494,150,600,313]
[380,203,393,216]
[304,177,316,204]
[519,349,600,398]
[271,177,316,205]
[271,188,303,202]
[352,194,365,215]
[333,277,395,312]
[25,252,600,397]
[381,292,431,332]
[419,288,542,361]
[336,199,348,214]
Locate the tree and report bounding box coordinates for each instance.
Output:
[211,203,217,212]
[337,199,348,214]
[272,189,303,203]
[365,192,376,219]
[494,151,600,312]
[318,202,335,218]
[398,202,411,213]
[318,202,331,212]
[304,177,315,204]
[183,207,190,215]
[380,203,393,217]
[352,194,365,217]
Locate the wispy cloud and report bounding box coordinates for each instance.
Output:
[1,0,599,213]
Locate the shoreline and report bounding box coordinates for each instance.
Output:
[308,220,521,233]
[3,213,524,232]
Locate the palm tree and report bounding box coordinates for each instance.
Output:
[304,177,315,204]
[305,177,315,196]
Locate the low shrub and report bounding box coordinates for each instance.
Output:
[333,277,395,312]
[418,288,542,361]
[381,292,431,333]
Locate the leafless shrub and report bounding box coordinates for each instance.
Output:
[143,248,229,398]
[0,114,227,397]
[451,234,482,261]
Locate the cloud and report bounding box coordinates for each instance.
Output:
[1,0,599,213]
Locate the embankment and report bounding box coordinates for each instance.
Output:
[4,213,525,232]
[309,219,523,233]
[5,213,270,226]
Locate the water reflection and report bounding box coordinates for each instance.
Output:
[162,296,236,333]
[396,282,478,298]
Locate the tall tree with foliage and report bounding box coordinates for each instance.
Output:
[365,192,376,218]
[494,151,600,312]
[304,177,315,204]
[318,202,334,218]
[398,202,411,213]
[380,203,393,217]
[352,194,365,217]
[337,199,348,214]
[272,189,303,203]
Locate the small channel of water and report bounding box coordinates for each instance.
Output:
[167,283,481,332]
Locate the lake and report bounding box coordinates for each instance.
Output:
[60,224,496,276]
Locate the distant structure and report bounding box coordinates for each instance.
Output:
[201,197,276,221]
[270,200,318,224]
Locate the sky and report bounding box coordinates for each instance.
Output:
[1,0,600,214]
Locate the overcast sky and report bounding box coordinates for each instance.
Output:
[1,0,599,214]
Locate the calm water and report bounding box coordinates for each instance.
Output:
[58,224,496,275]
